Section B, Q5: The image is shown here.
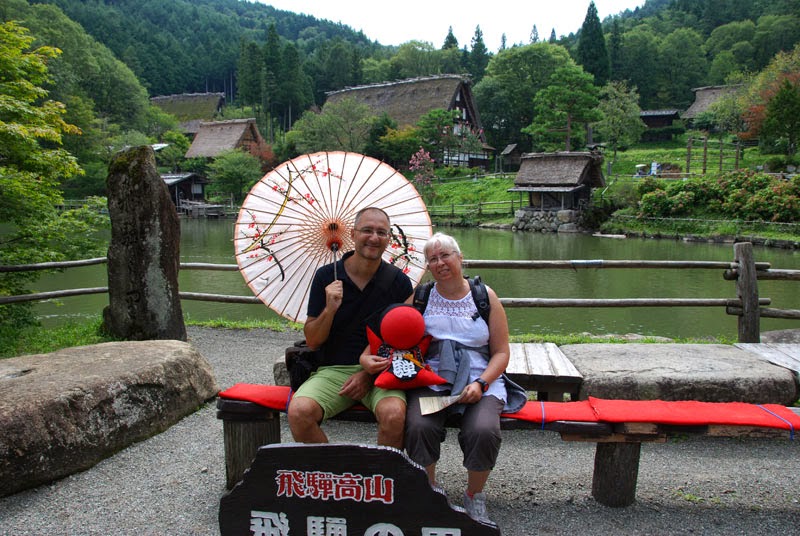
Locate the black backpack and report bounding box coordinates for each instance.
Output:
[412,275,490,323]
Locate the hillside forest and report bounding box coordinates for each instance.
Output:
[2,0,800,337]
[2,0,799,196]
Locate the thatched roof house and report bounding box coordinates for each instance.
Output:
[509,152,605,211]
[325,74,492,168]
[682,85,742,121]
[151,93,225,136]
[184,118,267,160]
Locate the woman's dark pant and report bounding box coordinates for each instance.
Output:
[405,388,503,471]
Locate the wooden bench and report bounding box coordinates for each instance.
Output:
[217,343,799,507]
[505,342,582,400]
[216,395,798,507]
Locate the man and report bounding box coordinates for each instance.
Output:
[287,207,413,448]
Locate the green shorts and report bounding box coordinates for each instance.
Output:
[294,365,405,421]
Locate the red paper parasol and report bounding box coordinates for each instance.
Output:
[234,151,432,323]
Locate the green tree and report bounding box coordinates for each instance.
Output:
[156,130,192,172]
[656,28,707,108]
[290,97,375,154]
[0,21,108,334]
[760,78,800,155]
[524,64,601,151]
[753,15,800,69]
[576,1,610,85]
[388,41,440,79]
[415,109,456,164]
[207,149,263,204]
[616,27,660,108]
[237,40,263,108]
[473,42,574,152]
[377,126,421,169]
[443,27,458,50]
[593,81,646,172]
[608,19,623,81]
[468,26,490,83]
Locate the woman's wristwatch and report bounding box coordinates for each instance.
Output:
[474,378,489,392]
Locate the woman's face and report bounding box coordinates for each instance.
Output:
[425,243,462,282]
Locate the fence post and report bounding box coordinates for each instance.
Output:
[734,242,760,343]
[686,138,692,175]
[702,137,708,175]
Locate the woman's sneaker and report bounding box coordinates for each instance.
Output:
[463,491,494,525]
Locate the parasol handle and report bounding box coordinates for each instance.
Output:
[328,240,341,280]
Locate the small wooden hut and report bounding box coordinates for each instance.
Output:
[509,152,605,211]
[161,173,208,206]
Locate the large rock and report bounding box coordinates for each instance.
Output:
[103,145,186,341]
[563,343,798,405]
[0,341,218,497]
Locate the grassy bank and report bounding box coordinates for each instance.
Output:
[2,317,737,359]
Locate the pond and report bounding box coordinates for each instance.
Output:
[30,219,800,339]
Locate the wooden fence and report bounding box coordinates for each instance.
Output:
[427,200,517,218]
[2,243,798,342]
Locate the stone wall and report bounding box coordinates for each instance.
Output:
[512,208,582,233]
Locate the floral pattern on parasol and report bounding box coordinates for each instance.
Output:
[234,151,432,323]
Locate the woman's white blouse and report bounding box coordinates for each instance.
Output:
[423,285,506,401]
[424,286,489,346]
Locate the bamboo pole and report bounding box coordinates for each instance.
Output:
[0,257,107,272]
[0,287,108,305]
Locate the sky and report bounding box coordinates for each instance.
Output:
[257,0,646,51]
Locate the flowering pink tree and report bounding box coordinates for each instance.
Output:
[409,148,436,202]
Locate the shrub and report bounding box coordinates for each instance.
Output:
[639,189,672,217]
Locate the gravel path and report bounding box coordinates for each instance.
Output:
[1,326,798,535]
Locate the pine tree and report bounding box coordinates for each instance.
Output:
[443,26,459,50]
[608,19,623,81]
[468,26,490,83]
[549,29,557,43]
[530,25,539,43]
[576,1,610,85]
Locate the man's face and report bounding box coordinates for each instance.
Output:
[351,210,391,261]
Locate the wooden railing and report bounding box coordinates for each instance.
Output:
[2,243,798,342]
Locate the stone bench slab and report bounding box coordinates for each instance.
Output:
[561,343,798,405]
[0,340,218,497]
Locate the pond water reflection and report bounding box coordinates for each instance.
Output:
[31,219,799,339]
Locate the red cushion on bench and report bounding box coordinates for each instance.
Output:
[589,397,800,431]
[217,384,800,433]
[502,400,599,423]
[219,383,293,411]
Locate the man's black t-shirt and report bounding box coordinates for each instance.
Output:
[306,251,413,366]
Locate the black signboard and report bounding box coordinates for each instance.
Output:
[219,443,500,535]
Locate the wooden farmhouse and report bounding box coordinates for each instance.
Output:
[150,92,225,137]
[324,74,493,169]
[509,152,605,211]
[184,118,268,160]
[681,85,742,125]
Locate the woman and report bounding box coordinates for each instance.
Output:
[402,232,525,525]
